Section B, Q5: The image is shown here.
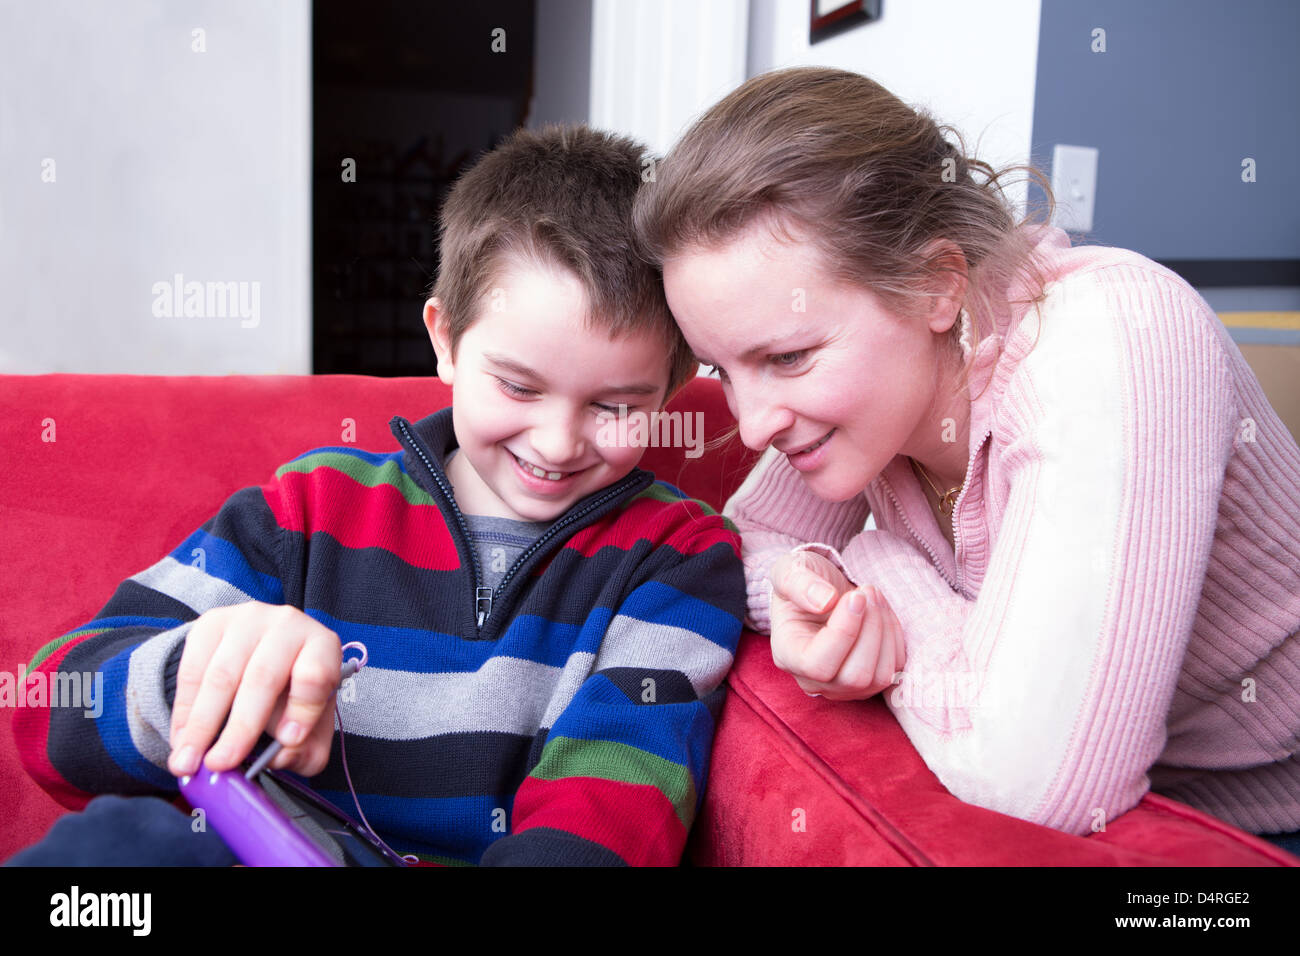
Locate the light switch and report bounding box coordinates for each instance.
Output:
[1050,144,1099,233]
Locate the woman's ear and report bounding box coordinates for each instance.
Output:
[424,297,456,386]
[919,239,970,334]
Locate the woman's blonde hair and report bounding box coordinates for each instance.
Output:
[632,66,1058,399]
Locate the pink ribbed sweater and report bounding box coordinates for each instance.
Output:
[725,224,1300,837]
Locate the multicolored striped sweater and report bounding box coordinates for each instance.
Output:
[14,407,745,865]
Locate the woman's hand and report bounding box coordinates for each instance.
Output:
[768,550,907,701]
[167,602,343,778]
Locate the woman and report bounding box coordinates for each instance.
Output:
[632,66,1300,849]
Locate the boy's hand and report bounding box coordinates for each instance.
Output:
[167,602,342,778]
[768,550,906,702]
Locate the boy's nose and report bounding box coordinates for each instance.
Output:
[529,414,587,468]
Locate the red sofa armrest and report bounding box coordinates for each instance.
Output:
[689,633,1298,866]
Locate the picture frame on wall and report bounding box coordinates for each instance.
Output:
[810,0,882,45]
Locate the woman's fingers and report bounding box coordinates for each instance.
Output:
[778,586,908,702]
[778,588,867,694]
[831,588,886,695]
[770,551,849,615]
[796,574,837,614]
[769,550,910,702]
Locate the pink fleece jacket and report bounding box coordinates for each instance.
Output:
[725,224,1300,837]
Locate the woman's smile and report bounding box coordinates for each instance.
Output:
[664,219,967,502]
[782,429,836,471]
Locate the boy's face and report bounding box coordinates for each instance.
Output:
[426,259,672,523]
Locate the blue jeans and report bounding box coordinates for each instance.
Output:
[4,795,238,867]
[10,795,1300,865]
[1259,829,1300,858]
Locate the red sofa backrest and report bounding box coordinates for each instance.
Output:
[0,372,757,646]
[0,372,758,858]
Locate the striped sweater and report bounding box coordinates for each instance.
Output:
[15,407,745,865]
[727,224,1300,838]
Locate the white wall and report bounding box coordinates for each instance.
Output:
[586,0,1040,206]
[0,0,311,374]
[589,0,749,158]
[748,0,1041,210]
[0,1,1040,375]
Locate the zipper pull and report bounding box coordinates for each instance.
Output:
[475,586,493,627]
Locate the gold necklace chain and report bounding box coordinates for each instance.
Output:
[909,456,962,517]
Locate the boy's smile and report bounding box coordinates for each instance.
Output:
[426,260,672,523]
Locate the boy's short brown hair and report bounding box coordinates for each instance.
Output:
[431,124,696,396]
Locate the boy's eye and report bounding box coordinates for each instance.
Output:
[496,378,536,398]
[595,402,629,415]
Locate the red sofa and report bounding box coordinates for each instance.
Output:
[1,373,1294,866]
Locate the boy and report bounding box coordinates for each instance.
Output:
[11,125,745,866]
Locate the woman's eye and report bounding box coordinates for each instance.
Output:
[595,402,629,415]
[706,364,729,383]
[771,351,805,368]
[496,378,536,398]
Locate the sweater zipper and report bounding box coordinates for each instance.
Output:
[394,419,493,629]
[950,428,991,596]
[394,418,646,633]
[492,472,646,603]
[882,428,991,596]
[880,479,958,592]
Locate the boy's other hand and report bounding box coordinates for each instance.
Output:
[167,602,342,778]
[768,550,906,702]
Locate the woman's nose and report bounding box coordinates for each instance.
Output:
[732,377,794,451]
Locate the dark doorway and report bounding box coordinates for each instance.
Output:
[313,0,535,375]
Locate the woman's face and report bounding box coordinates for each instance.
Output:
[662,221,961,503]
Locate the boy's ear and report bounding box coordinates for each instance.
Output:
[424,297,456,386]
